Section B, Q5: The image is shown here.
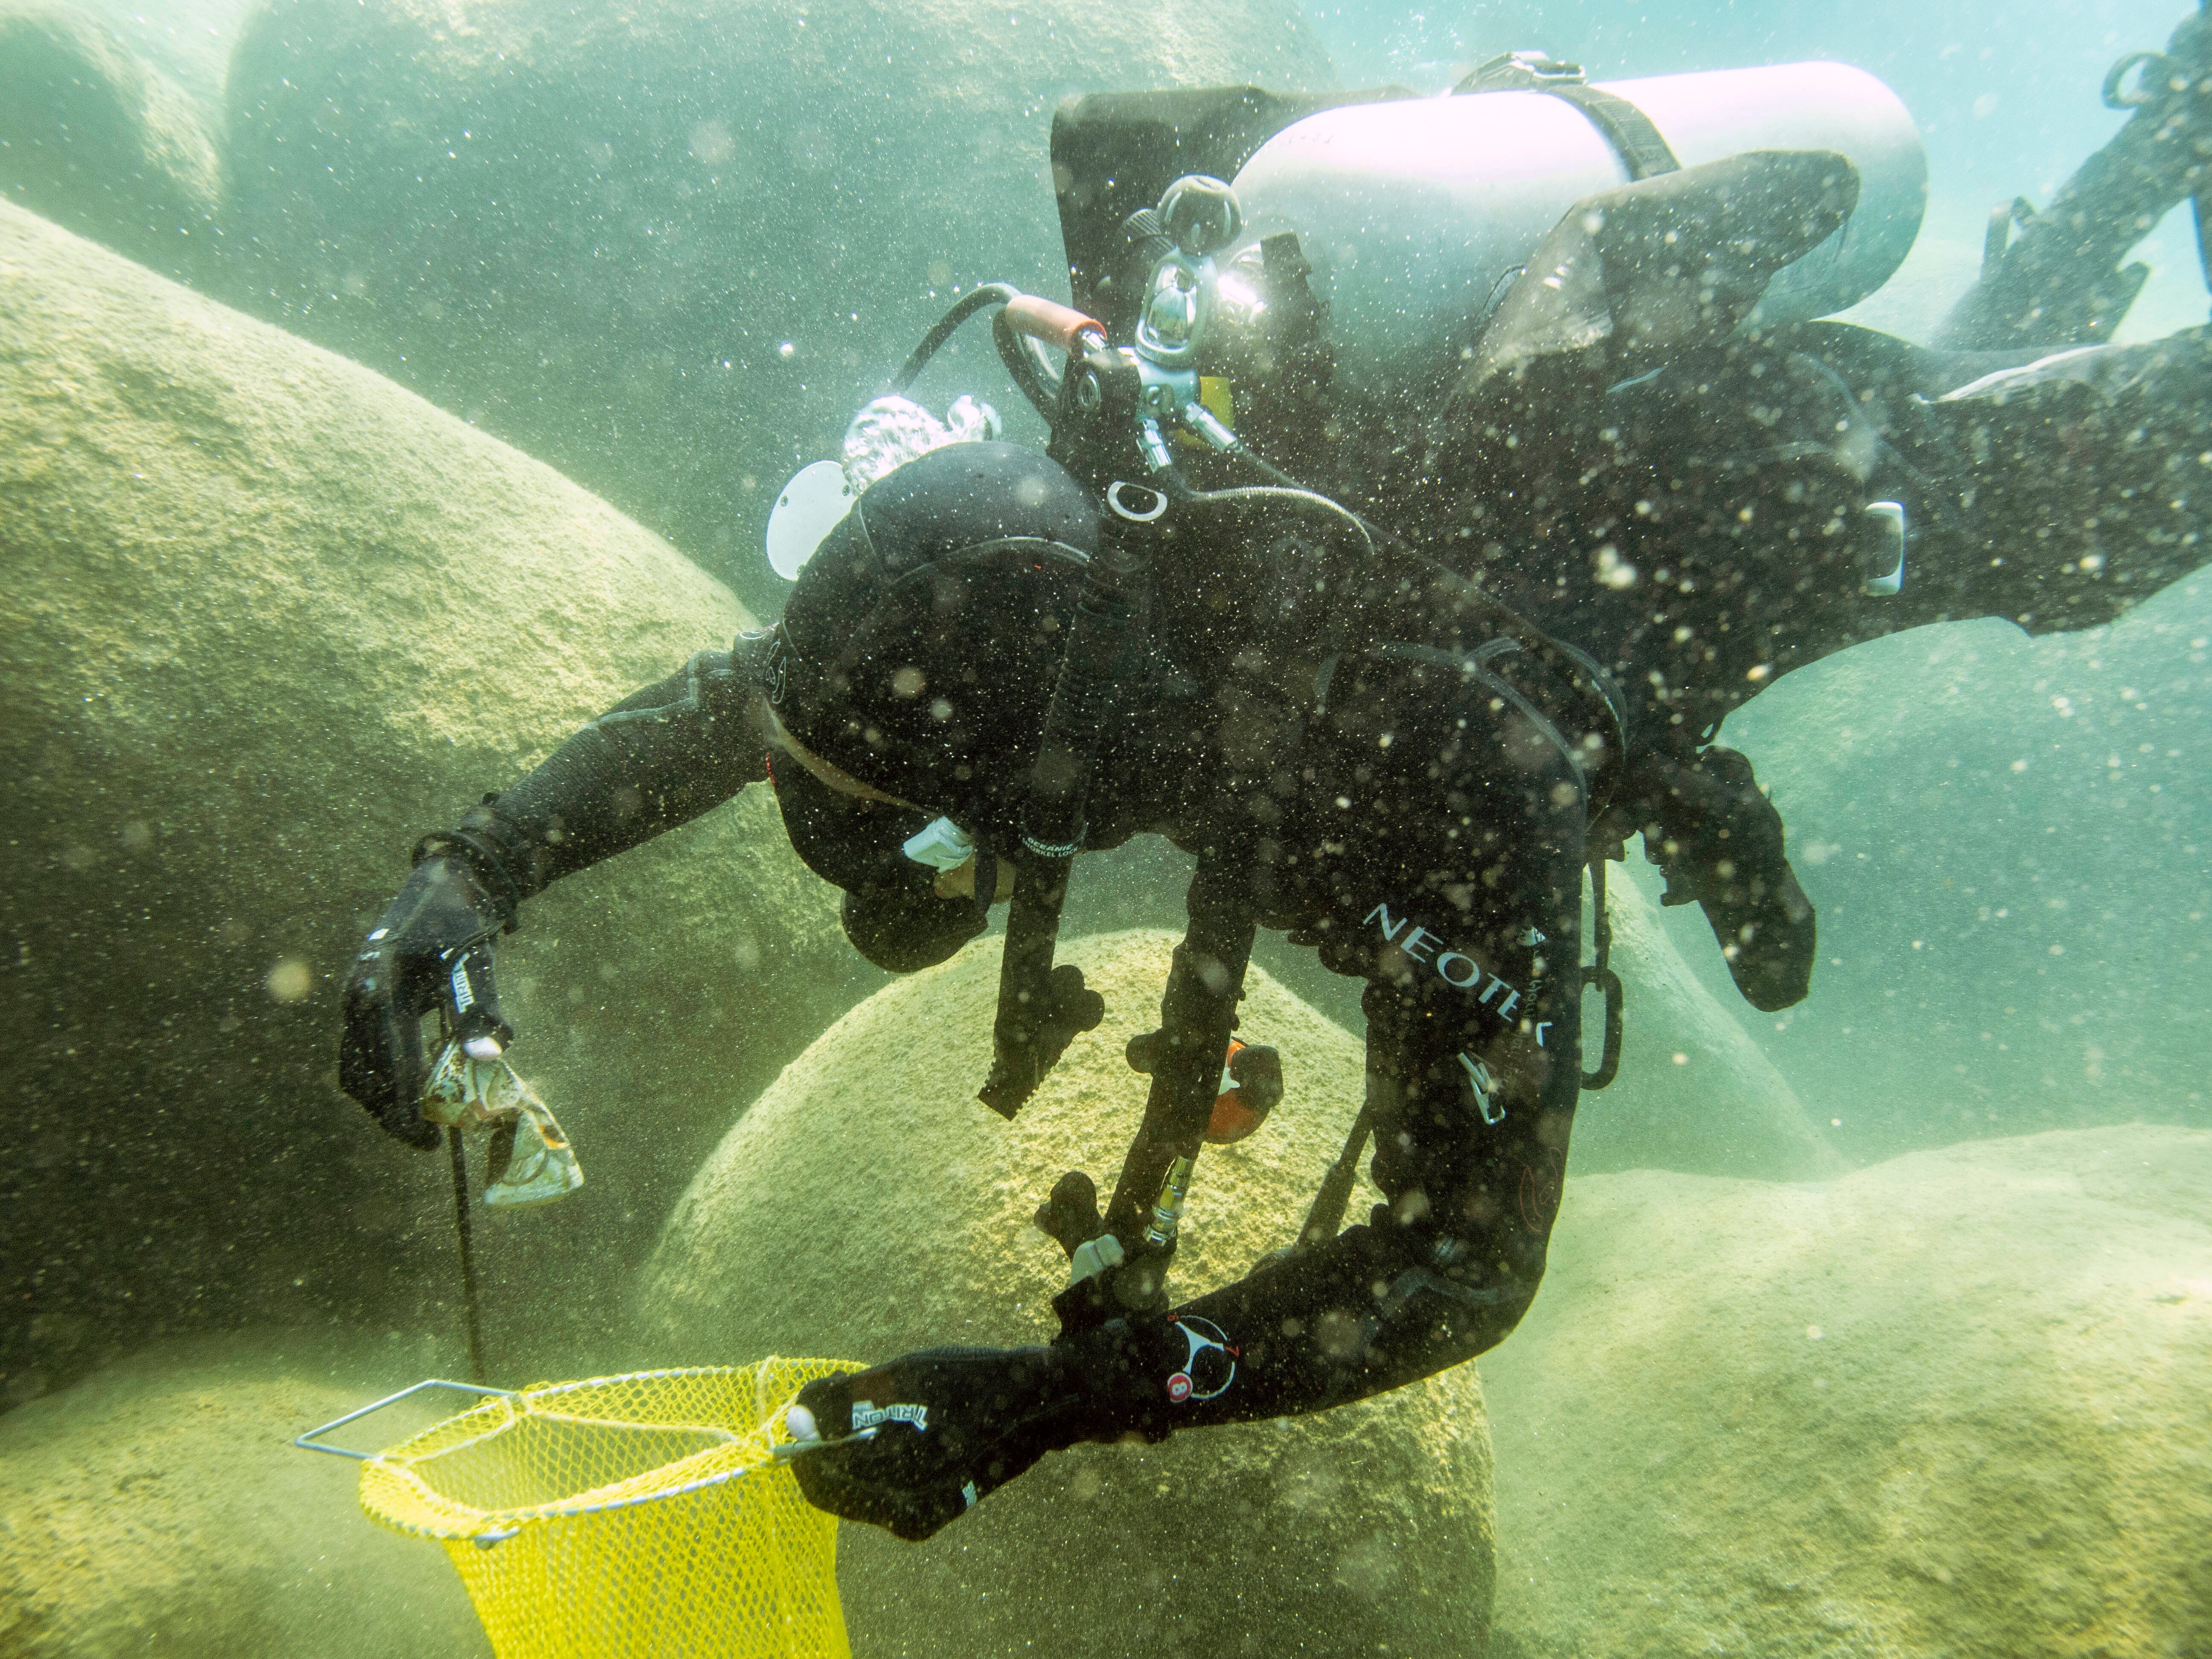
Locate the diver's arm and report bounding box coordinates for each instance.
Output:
[1121,965,1576,1427]
[339,644,767,1145]
[1892,327,2212,636]
[784,1188,1561,1539]
[787,729,1591,1537]
[782,966,1578,1541]
[436,645,768,904]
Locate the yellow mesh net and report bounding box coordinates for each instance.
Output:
[357,1359,859,1659]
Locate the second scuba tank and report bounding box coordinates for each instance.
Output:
[1227,60,1927,405]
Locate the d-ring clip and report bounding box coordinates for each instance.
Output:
[1106,480,1168,523]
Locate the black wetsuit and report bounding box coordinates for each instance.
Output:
[1407,321,2212,745]
[439,321,2212,1436]
[768,618,1600,1424]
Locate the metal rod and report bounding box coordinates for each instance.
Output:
[448,1126,488,1385]
[1143,1153,1197,1249]
[293,1377,512,1461]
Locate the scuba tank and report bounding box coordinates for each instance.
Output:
[1223,59,1927,409]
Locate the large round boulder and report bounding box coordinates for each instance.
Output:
[0,200,861,1408]
[1479,1124,2212,1659]
[0,1,224,281]
[217,0,1336,607]
[639,927,1496,1658]
[0,1332,488,1656]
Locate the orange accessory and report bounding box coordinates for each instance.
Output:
[1205,1040,1284,1144]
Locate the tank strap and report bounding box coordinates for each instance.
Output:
[1544,84,1682,180]
[1456,51,1682,181]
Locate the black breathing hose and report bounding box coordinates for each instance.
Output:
[888,283,1018,391]
[888,282,1062,421]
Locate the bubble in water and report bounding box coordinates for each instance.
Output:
[689,120,735,167]
[265,959,312,1003]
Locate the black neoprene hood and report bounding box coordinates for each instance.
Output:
[759,442,1102,826]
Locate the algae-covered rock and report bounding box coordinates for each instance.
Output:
[0,1332,487,1657]
[218,0,1336,605]
[63,0,248,106]
[1480,1124,2212,1659]
[640,928,1496,1658]
[0,200,858,1403]
[0,2,223,280]
[1569,870,1847,1180]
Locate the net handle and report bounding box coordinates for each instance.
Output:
[293,1377,515,1461]
[454,1437,787,1546]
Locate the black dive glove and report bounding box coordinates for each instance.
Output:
[339,832,524,1147]
[789,1318,1184,1541]
[789,1346,1101,1540]
[1630,746,1816,1012]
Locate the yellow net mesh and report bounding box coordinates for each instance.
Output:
[358,1359,858,1659]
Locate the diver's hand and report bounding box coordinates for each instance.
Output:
[338,855,512,1148]
[787,1346,1098,1541]
[1635,747,1816,1013]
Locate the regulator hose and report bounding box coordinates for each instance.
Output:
[1167,479,1378,562]
[888,282,1062,421]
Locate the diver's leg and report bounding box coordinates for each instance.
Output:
[1899,329,2212,633]
[1537,323,2212,685]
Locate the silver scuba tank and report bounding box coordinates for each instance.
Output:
[1226,60,1927,405]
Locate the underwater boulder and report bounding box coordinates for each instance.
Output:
[0,1,224,282]
[217,0,1336,608]
[639,927,1496,1658]
[1569,869,1847,1180]
[0,200,858,1407]
[1479,1123,2212,1659]
[0,1332,487,1657]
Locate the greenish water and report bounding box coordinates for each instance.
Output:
[2,0,2207,1654]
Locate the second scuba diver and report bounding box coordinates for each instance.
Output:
[340,42,2212,1540]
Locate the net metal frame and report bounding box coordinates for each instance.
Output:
[314,1358,859,1659]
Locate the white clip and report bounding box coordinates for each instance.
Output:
[1458,1051,1505,1125]
[1067,1232,1126,1288]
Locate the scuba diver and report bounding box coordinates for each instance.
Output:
[340,34,2212,1543]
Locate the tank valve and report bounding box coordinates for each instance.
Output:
[1158,174,1243,256]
